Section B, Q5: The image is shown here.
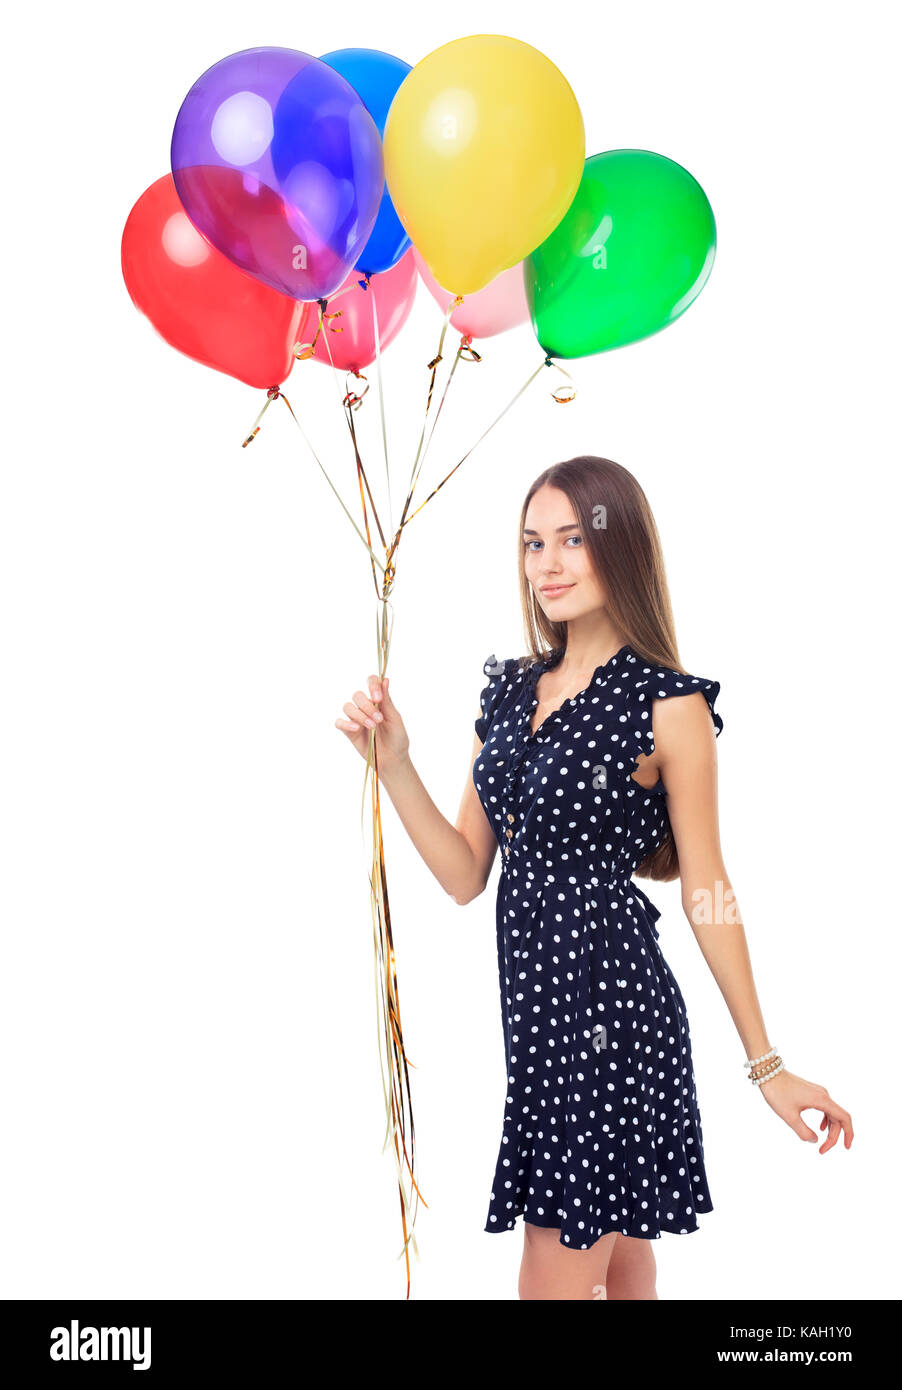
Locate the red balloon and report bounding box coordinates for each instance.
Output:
[309,249,418,374]
[121,174,311,388]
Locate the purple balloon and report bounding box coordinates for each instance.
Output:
[171,46,384,300]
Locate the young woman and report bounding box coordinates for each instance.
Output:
[336,455,853,1300]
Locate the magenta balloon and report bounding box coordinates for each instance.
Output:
[171,46,384,300]
[413,248,529,339]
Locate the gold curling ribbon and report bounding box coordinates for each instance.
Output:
[300,313,427,1295]
[331,304,482,1295]
[360,603,428,1300]
[292,296,347,362]
[343,371,369,412]
[543,354,577,402]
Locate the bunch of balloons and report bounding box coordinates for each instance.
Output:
[119,35,720,1304]
[121,35,717,392]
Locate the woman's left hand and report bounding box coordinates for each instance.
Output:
[756,1069,854,1152]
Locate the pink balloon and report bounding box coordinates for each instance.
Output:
[413,248,529,339]
[309,249,418,373]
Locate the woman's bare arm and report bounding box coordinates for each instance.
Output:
[651,692,769,1057]
[335,673,497,905]
[379,733,497,904]
[654,691,853,1151]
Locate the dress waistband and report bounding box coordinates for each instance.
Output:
[499,865,662,923]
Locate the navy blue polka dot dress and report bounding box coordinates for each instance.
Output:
[472,643,723,1247]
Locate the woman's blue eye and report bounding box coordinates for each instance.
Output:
[523,535,582,550]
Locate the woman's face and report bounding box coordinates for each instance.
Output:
[522,484,608,620]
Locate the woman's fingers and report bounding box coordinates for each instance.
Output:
[340,700,373,729]
[818,1116,841,1154]
[334,676,398,755]
[335,677,389,735]
[368,675,391,710]
[807,1089,853,1153]
[820,1096,854,1150]
[352,687,384,727]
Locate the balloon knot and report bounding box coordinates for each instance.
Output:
[357,276,370,290]
[266,386,281,400]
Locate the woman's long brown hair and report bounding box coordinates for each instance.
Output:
[516,455,690,882]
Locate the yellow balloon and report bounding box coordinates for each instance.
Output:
[383,34,585,296]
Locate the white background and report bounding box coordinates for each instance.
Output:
[1,0,898,1301]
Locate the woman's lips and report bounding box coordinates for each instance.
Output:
[540,584,574,598]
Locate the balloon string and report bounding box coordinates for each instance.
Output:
[362,737,425,1295]
[370,285,393,538]
[291,311,326,362]
[360,706,428,1295]
[311,289,428,1290]
[408,333,467,497]
[543,355,578,403]
[348,403,389,601]
[325,295,423,1289]
[399,354,554,530]
[276,384,388,573]
[404,296,461,493]
[313,297,363,417]
[241,385,282,447]
[293,274,369,365]
[243,383,388,575]
[326,279,364,305]
[382,303,474,570]
[304,277,396,541]
[315,288,394,601]
[347,385,427,1301]
[292,294,346,362]
[258,360,424,1291]
[241,356,422,1292]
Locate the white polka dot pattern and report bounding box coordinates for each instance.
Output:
[472,644,723,1247]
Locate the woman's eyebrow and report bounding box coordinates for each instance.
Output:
[522,523,581,535]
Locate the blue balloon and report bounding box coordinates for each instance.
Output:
[319,48,412,276]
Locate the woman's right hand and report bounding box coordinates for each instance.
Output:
[335,674,410,768]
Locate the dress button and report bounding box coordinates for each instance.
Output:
[505,828,513,839]
[504,845,510,858]
[507,813,515,823]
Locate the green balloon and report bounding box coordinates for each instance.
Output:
[525,149,717,358]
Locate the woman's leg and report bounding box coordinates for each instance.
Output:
[604,1233,659,1300]
[518,1222,618,1300]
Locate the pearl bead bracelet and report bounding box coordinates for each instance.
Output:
[743,1045,785,1087]
[750,1057,785,1086]
[744,1045,777,1071]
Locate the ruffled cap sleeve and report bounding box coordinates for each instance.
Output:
[634,664,723,758]
[475,653,518,743]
